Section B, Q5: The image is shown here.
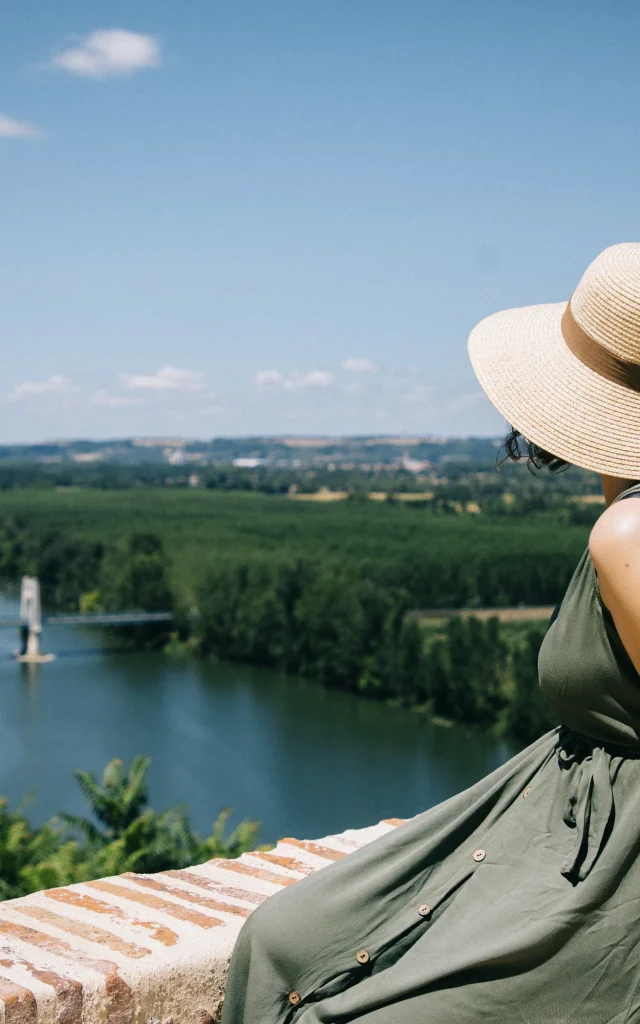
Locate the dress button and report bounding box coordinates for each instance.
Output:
[356,949,370,964]
[523,786,532,799]
[473,848,486,862]
[418,903,432,917]
[288,991,301,1006]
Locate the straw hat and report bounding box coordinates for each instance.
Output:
[468,242,640,478]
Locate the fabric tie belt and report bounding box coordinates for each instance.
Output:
[556,730,626,883]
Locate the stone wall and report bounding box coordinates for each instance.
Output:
[0,819,404,1024]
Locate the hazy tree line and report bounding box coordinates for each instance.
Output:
[0,458,602,515]
[0,496,587,613]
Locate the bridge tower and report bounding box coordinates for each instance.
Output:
[17,577,55,663]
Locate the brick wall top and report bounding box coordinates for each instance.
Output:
[0,819,404,1024]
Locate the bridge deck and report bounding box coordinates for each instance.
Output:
[47,611,173,625]
[0,612,173,628]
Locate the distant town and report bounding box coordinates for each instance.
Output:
[0,435,502,471]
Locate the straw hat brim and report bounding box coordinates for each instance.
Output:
[468,301,640,478]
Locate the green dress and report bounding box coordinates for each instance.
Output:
[221,481,640,1024]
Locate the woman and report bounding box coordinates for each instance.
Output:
[221,242,640,1023]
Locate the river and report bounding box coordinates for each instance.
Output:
[0,596,516,846]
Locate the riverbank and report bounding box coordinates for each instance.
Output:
[0,490,567,747]
[0,610,513,843]
[164,609,555,747]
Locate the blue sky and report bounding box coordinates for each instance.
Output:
[3,0,640,442]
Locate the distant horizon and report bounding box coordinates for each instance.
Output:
[1,431,505,447]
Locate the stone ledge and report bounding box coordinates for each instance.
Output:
[0,819,404,1024]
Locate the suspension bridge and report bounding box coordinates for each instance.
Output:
[0,576,173,663]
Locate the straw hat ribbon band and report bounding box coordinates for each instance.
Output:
[561,300,640,393]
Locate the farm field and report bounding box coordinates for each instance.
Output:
[416,605,555,624]
[290,489,436,502]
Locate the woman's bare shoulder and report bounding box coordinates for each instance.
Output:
[589,499,640,672]
[589,497,640,572]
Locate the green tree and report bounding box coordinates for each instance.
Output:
[100,532,174,647]
[505,628,557,745]
[59,755,261,876]
[0,799,65,900]
[394,617,428,702]
[294,573,368,689]
[61,756,150,842]
[102,532,173,612]
[424,616,507,728]
[0,755,262,896]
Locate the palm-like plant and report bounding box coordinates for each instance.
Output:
[59,755,262,877]
[0,756,263,899]
[60,756,150,843]
[195,807,262,861]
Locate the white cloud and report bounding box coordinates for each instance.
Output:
[92,390,142,407]
[283,370,333,391]
[253,370,283,387]
[0,114,41,139]
[51,29,162,78]
[341,358,378,373]
[8,375,75,400]
[254,369,333,391]
[120,366,205,392]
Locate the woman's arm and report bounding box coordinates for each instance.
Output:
[590,499,640,675]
